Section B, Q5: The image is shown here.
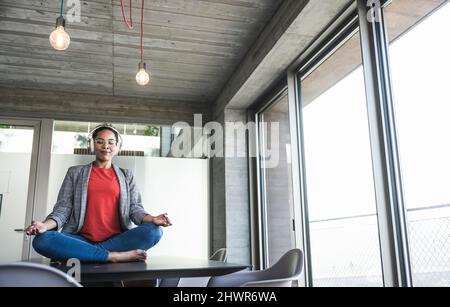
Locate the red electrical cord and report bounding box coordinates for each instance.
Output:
[120,0,133,29]
[140,0,144,61]
[120,0,145,61]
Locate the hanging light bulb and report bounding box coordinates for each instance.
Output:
[49,16,70,51]
[121,0,152,86]
[136,61,150,86]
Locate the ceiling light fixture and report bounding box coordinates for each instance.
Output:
[49,0,70,51]
[120,0,150,86]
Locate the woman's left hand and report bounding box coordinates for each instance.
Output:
[153,213,172,227]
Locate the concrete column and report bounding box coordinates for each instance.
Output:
[210,109,251,265]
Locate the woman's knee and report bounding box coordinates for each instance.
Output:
[141,222,163,244]
[32,231,57,253]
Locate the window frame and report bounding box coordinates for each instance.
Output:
[283,0,413,287]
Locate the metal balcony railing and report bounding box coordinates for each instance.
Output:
[308,204,450,286]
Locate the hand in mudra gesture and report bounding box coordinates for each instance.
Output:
[25,221,48,236]
[152,213,172,227]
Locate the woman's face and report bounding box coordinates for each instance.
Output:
[93,129,119,162]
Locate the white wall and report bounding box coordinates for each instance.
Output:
[47,155,209,259]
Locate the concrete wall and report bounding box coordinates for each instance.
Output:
[0,87,209,126]
[210,109,251,265]
[210,111,226,257]
[224,109,251,264]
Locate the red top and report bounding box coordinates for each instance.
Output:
[79,166,122,242]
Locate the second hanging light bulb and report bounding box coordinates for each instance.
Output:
[136,61,150,86]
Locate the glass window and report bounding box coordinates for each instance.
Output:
[258,93,296,266]
[0,125,33,153]
[300,30,383,286]
[52,121,161,157]
[384,0,450,286]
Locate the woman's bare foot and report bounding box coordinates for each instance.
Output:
[108,249,147,263]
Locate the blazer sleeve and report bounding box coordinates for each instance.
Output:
[127,169,150,225]
[46,167,75,230]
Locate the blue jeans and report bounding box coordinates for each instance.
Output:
[32,222,163,263]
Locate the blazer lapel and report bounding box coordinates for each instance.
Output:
[77,162,93,232]
[113,164,128,229]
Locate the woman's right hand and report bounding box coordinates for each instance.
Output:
[25,221,48,236]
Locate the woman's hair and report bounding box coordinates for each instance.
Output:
[92,126,119,142]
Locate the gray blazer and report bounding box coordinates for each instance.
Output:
[46,162,149,234]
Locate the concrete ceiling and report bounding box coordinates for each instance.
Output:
[6,0,436,126]
[212,0,355,117]
[0,0,361,125]
[0,0,283,104]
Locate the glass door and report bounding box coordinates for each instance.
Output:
[384,0,450,286]
[0,119,40,262]
[299,28,383,286]
[257,91,296,268]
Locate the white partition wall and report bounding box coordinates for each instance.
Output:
[47,155,209,259]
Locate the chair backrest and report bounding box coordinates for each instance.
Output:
[207,249,303,287]
[0,262,82,287]
[263,248,303,279]
[210,248,227,262]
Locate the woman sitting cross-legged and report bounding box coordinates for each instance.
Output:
[25,123,172,263]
